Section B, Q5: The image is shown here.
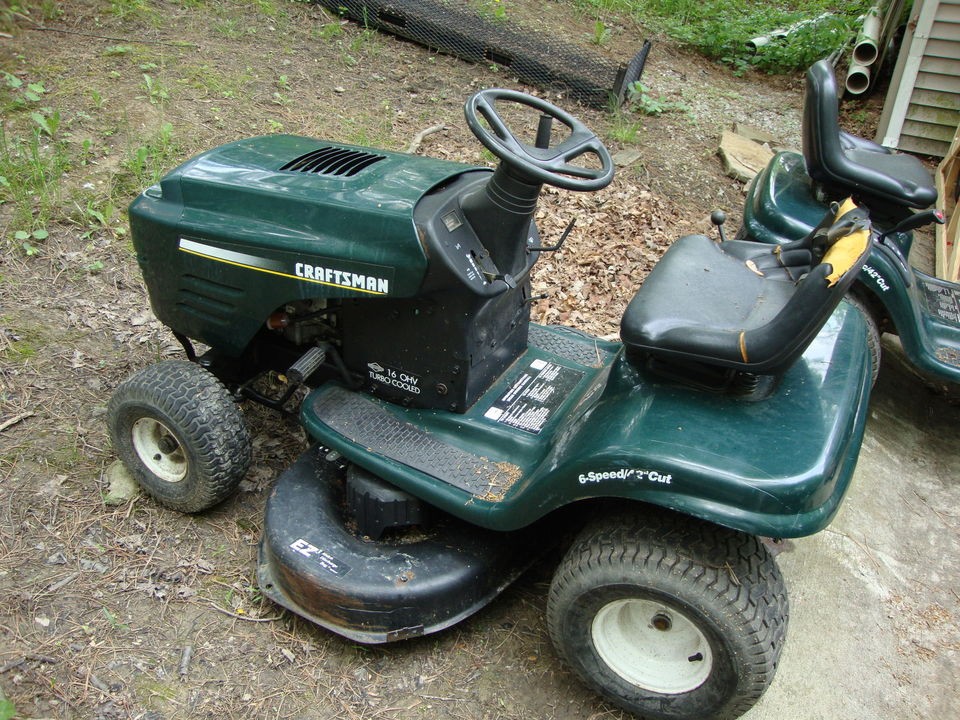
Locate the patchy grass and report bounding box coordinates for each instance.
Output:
[574,0,872,72]
[121,121,180,190]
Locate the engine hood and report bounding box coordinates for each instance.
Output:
[150,135,482,297]
[127,135,488,355]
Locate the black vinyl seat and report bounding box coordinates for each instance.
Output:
[621,200,872,380]
[803,59,936,213]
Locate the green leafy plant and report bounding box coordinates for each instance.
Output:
[109,0,148,19]
[626,82,687,116]
[178,63,254,100]
[591,19,611,46]
[15,227,48,256]
[608,112,642,143]
[101,606,130,630]
[480,0,508,22]
[215,17,249,39]
[30,108,60,136]
[140,74,169,105]
[3,71,48,111]
[319,21,343,40]
[253,0,280,17]
[103,44,134,57]
[273,74,291,105]
[744,17,853,73]
[1,0,60,31]
[0,115,70,229]
[573,0,871,73]
[0,698,16,720]
[123,122,179,189]
[74,197,120,240]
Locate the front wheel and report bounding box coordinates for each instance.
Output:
[547,511,788,720]
[108,360,252,512]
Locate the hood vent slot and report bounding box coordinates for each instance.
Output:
[280,146,386,177]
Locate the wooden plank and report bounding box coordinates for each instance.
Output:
[935,125,960,281]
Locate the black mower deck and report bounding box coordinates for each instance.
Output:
[257,445,552,643]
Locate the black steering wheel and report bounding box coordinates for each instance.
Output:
[464,89,614,192]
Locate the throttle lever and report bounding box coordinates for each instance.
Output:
[877,208,945,242]
[874,209,944,289]
[710,210,728,243]
[528,218,575,253]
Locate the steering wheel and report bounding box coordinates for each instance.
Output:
[464,89,614,192]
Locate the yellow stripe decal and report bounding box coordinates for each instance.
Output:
[178,245,388,296]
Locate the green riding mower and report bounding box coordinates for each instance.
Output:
[109,88,874,720]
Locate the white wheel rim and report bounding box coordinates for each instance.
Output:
[592,598,713,694]
[131,417,188,483]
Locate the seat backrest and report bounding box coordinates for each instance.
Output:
[736,199,871,373]
[801,60,936,213]
[802,59,842,187]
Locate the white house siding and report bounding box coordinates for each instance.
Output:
[878,0,960,157]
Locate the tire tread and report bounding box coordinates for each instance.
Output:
[108,361,252,512]
[547,510,788,720]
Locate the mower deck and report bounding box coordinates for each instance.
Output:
[258,445,552,643]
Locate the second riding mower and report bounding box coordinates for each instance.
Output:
[109,88,875,720]
[740,59,952,386]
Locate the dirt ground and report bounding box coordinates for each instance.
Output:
[1,2,952,720]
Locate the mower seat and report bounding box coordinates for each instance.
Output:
[620,199,872,378]
[803,59,936,212]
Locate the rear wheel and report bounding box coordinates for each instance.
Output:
[547,511,787,720]
[846,293,882,387]
[108,360,251,512]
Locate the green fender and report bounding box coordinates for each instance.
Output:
[303,309,871,539]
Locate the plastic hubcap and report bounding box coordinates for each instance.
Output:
[592,598,713,694]
[131,417,187,483]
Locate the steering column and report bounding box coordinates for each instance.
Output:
[459,89,614,279]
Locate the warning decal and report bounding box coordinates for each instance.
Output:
[921,278,960,329]
[484,359,584,435]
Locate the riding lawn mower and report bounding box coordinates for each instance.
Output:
[108,86,879,720]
